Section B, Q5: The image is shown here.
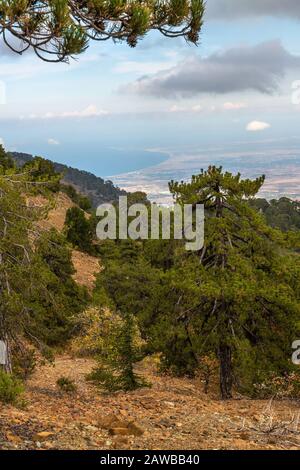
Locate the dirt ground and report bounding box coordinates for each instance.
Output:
[1,355,300,450]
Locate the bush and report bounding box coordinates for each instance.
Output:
[64,206,94,253]
[23,156,61,193]
[70,307,116,357]
[29,229,90,346]
[13,347,37,380]
[0,370,24,404]
[56,376,77,393]
[253,372,300,399]
[87,313,150,392]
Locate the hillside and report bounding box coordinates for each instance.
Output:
[11,152,126,207]
[1,355,300,450]
[2,151,300,453]
[26,191,101,291]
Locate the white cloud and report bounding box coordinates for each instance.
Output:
[246,121,271,132]
[0,137,4,146]
[20,105,109,121]
[192,104,203,112]
[60,104,108,118]
[223,102,247,110]
[169,104,186,113]
[169,104,203,113]
[47,138,60,146]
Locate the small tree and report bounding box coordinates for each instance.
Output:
[23,156,61,193]
[0,145,15,173]
[64,206,94,253]
[87,313,149,392]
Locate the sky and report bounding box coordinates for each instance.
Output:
[1,0,300,201]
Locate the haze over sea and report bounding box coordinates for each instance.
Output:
[109,139,300,204]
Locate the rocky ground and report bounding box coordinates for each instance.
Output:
[1,355,300,450]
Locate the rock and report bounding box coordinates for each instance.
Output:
[98,415,123,430]
[113,436,129,449]
[114,436,129,444]
[158,418,174,428]
[6,431,22,444]
[109,427,130,436]
[239,432,250,441]
[42,441,53,449]
[33,431,55,442]
[127,422,144,437]
[98,414,144,437]
[109,422,144,437]
[85,425,98,432]
[163,401,175,408]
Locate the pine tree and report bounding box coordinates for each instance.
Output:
[64,206,94,253]
[0,0,205,62]
[0,154,39,371]
[23,156,61,193]
[29,229,89,345]
[0,146,15,173]
[87,313,149,392]
[168,166,300,399]
[0,145,88,369]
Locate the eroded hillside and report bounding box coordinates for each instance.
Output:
[26,191,101,291]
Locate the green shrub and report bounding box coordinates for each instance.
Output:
[0,370,24,404]
[13,347,37,380]
[64,206,94,253]
[56,376,77,393]
[87,313,150,392]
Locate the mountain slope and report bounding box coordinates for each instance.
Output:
[27,191,101,291]
[11,152,126,207]
[1,354,299,450]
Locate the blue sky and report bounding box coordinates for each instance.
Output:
[1,1,300,200]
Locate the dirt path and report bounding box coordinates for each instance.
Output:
[1,356,300,450]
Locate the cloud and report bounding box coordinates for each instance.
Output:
[206,0,300,20]
[20,105,109,120]
[223,102,247,110]
[114,60,176,75]
[169,104,203,113]
[67,105,107,118]
[47,138,60,146]
[246,121,271,132]
[123,40,300,99]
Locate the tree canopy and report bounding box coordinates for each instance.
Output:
[0,0,205,62]
[168,166,300,398]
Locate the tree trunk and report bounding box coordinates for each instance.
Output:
[219,344,233,399]
[4,337,12,374]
